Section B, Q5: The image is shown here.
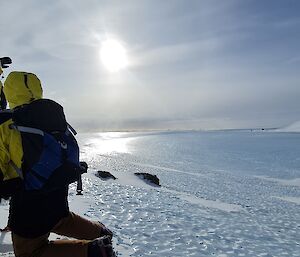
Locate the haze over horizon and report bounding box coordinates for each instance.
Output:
[1,0,299,131]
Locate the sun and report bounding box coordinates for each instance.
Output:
[100,39,128,72]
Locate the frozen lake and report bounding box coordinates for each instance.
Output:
[1,130,300,256]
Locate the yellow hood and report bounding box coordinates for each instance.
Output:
[4,71,43,109]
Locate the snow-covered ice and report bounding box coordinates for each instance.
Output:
[1,130,300,256]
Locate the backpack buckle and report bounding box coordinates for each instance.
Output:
[59,141,68,149]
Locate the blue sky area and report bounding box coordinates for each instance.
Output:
[1,0,299,131]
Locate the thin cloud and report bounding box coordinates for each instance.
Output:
[1,0,299,131]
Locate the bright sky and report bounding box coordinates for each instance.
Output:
[1,0,299,131]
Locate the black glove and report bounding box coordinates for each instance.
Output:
[0,57,12,69]
[79,161,88,174]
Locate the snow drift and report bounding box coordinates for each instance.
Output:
[276,121,300,132]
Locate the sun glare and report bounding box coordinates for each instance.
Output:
[100,39,128,72]
[83,133,133,155]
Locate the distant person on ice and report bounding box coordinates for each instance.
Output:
[0,70,115,257]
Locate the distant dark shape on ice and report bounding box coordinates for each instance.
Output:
[134,173,160,187]
[96,170,117,180]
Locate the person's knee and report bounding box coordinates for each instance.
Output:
[98,222,113,238]
[12,233,49,257]
[13,244,47,257]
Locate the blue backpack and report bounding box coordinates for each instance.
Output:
[6,99,82,194]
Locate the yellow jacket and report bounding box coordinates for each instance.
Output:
[0,71,43,181]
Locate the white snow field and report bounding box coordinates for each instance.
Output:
[1,130,300,257]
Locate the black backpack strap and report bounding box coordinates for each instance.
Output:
[9,124,44,136]
[0,110,12,125]
[67,123,77,135]
[9,161,24,179]
[0,87,7,110]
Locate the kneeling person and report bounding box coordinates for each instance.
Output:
[0,71,115,257]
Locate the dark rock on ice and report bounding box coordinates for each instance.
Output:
[96,171,117,180]
[134,172,160,186]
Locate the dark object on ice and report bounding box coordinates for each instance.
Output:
[134,173,160,186]
[96,171,117,180]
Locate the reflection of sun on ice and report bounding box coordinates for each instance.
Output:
[98,138,130,154]
[84,133,133,155]
[100,39,128,72]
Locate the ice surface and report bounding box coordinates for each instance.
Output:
[1,131,300,256]
[275,196,300,205]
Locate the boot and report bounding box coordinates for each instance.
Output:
[88,236,116,257]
